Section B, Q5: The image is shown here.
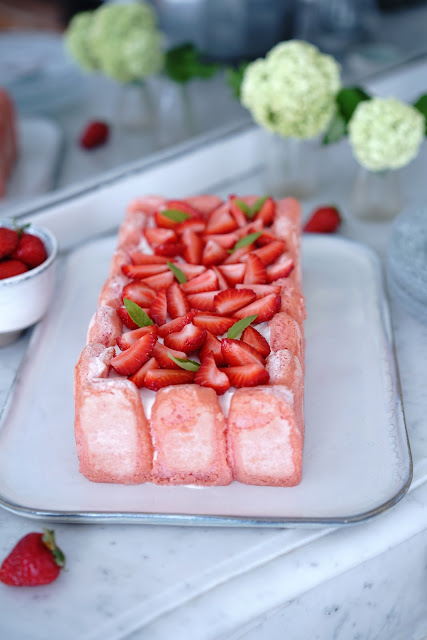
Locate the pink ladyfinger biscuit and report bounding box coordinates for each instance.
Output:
[126,195,166,215]
[75,378,152,484]
[269,312,304,361]
[98,273,129,308]
[109,248,131,276]
[117,211,146,249]
[150,385,232,485]
[87,305,123,347]
[276,279,306,325]
[227,386,303,486]
[184,195,223,216]
[74,343,115,401]
[266,349,305,432]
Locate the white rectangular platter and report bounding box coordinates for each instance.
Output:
[0,232,411,526]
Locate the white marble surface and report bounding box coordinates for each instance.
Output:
[1,63,427,640]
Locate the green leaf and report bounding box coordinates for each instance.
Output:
[322,111,347,145]
[167,261,187,283]
[161,209,191,223]
[413,94,427,135]
[225,62,249,100]
[336,87,371,124]
[123,298,154,327]
[233,198,251,215]
[165,43,219,84]
[250,196,269,217]
[227,315,258,340]
[231,231,262,251]
[234,196,269,219]
[167,353,200,371]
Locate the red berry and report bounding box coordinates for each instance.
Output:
[80,121,109,150]
[0,529,65,587]
[0,259,28,279]
[0,227,19,259]
[303,206,341,233]
[12,232,47,268]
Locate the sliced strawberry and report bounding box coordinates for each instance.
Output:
[234,218,263,240]
[116,306,139,330]
[163,322,207,354]
[243,254,267,285]
[205,203,238,234]
[111,331,157,375]
[303,206,341,233]
[142,270,174,291]
[176,219,206,235]
[181,228,203,265]
[129,252,169,265]
[236,283,281,298]
[129,357,159,388]
[144,368,195,390]
[184,195,223,216]
[214,288,256,315]
[194,351,230,395]
[180,269,218,294]
[166,282,191,319]
[162,199,202,219]
[233,293,281,323]
[187,290,220,311]
[256,230,277,246]
[122,281,156,307]
[202,240,228,267]
[116,325,158,350]
[241,326,271,357]
[222,245,253,265]
[202,233,238,249]
[252,240,286,267]
[229,197,249,227]
[154,210,180,229]
[149,289,167,325]
[121,263,168,279]
[199,331,226,366]
[266,258,294,282]
[220,363,269,388]
[153,242,184,258]
[218,263,245,286]
[144,227,177,247]
[211,266,229,290]
[221,338,265,366]
[193,313,235,336]
[152,341,187,368]
[170,262,206,280]
[158,311,196,338]
[256,197,275,225]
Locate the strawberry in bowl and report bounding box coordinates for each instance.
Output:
[0,221,57,346]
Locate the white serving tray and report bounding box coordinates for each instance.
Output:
[0,231,411,525]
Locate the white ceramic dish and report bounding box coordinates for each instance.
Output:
[0,222,57,345]
[0,233,411,526]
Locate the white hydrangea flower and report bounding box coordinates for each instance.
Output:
[241,40,341,139]
[64,12,98,72]
[348,97,425,171]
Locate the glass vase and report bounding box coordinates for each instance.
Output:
[115,81,154,131]
[262,132,318,199]
[350,167,403,222]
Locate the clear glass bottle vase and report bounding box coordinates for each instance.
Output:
[115,81,154,131]
[350,167,403,222]
[262,132,318,199]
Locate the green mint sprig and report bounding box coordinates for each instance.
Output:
[123,298,154,327]
[167,353,200,371]
[227,315,258,339]
[167,262,187,283]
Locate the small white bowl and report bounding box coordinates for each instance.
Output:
[0,221,57,346]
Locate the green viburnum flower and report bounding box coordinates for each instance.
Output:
[348,97,425,171]
[241,40,341,139]
[65,2,164,83]
[64,11,99,72]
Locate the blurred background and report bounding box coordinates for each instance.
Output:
[1,0,427,207]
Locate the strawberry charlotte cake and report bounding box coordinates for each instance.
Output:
[74,194,306,487]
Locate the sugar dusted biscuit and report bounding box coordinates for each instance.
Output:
[86,305,123,347]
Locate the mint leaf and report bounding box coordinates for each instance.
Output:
[123,298,154,327]
[161,209,190,223]
[226,62,249,100]
[227,315,258,339]
[167,353,200,371]
[165,43,218,84]
[231,231,262,252]
[336,87,371,123]
[413,94,427,135]
[249,196,269,218]
[167,261,187,283]
[234,196,269,219]
[233,198,251,215]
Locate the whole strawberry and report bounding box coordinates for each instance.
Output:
[0,529,65,587]
[0,258,28,280]
[12,232,47,268]
[80,121,110,150]
[0,227,19,259]
[303,206,341,233]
